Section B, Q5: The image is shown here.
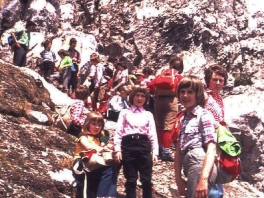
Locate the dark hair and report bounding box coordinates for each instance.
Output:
[169,55,184,74]
[43,40,52,48]
[129,87,149,106]
[26,20,37,28]
[75,85,90,100]
[58,49,69,56]
[117,62,127,70]
[204,64,228,87]
[90,53,100,63]
[82,112,105,136]
[143,67,153,75]
[69,38,77,45]
[177,76,206,107]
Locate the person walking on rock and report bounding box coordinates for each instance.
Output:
[40,40,57,81]
[10,20,36,67]
[148,55,183,162]
[67,38,81,96]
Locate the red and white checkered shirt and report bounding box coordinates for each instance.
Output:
[179,105,216,153]
[205,89,224,123]
[70,100,89,126]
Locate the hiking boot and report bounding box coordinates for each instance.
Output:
[158,147,163,158]
[162,153,174,162]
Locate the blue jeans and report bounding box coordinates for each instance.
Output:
[73,159,117,198]
[209,184,224,198]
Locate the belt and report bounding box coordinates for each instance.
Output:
[122,134,148,141]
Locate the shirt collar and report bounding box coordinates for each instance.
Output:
[184,105,201,116]
[130,105,144,113]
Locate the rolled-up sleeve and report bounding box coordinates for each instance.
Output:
[200,110,216,145]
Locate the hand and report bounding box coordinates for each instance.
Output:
[152,153,158,165]
[176,178,187,196]
[110,88,115,95]
[72,57,77,63]
[195,178,208,198]
[15,42,20,48]
[115,151,122,163]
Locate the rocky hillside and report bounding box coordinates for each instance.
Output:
[0,0,264,197]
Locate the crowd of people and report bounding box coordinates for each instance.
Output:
[11,21,229,198]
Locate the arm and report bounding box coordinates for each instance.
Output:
[10,32,20,48]
[114,110,126,163]
[111,77,126,94]
[174,140,187,196]
[79,136,103,153]
[94,64,103,88]
[195,141,216,198]
[148,113,158,165]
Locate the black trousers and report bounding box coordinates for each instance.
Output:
[13,44,27,67]
[43,61,54,80]
[122,134,153,198]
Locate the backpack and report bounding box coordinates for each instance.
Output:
[155,68,179,96]
[52,105,72,131]
[171,111,184,142]
[199,119,242,183]
[8,31,24,46]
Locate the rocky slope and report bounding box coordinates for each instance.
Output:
[0,0,264,197]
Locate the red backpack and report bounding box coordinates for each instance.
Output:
[155,68,179,96]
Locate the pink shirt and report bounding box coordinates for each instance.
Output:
[114,105,159,155]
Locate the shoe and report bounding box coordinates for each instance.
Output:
[162,153,174,162]
[158,147,163,158]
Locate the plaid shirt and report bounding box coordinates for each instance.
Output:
[70,100,89,126]
[179,105,216,153]
[205,89,224,123]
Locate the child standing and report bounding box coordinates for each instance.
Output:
[49,49,72,94]
[40,40,57,81]
[114,87,158,198]
[174,76,217,198]
[73,112,117,198]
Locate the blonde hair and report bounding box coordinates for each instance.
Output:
[177,76,206,107]
[82,112,104,136]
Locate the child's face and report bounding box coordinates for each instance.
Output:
[179,87,197,112]
[89,121,103,135]
[47,43,52,49]
[133,92,146,108]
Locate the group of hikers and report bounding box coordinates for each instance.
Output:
[11,21,232,198]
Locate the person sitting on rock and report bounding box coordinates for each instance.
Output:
[68,85,90,137]
[110,61,129,95]
[105,85,130,122]
[49,49,73,94]
[72,112,117,198]
[40,40,57,81]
